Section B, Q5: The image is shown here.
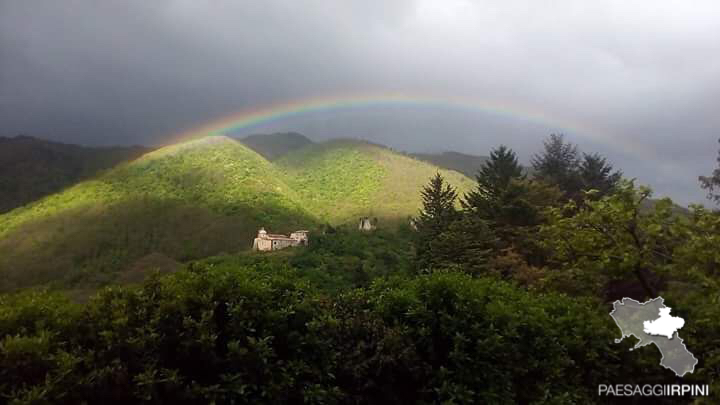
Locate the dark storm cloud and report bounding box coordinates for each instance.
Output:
[1,0,719,205]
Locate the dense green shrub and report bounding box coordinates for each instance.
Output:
[198,227,415,294]
[0,267,653,404]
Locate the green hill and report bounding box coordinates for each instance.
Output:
[0,135,150,214]
[0,136,315,291]
[277,139,474,223]
[0,136,474,291]
[238,132,314,161]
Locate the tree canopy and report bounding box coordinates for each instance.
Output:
[532,134,621,200]
[699,138,720,205]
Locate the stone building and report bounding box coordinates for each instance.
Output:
[252,228,309,251]
[358,217,377,231]
[290,230,309,245]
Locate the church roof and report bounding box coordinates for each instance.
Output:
[257,228,307,241]
[260,233,295,241]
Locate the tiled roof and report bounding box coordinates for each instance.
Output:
[257,229,306,241]
[258,233,296,241]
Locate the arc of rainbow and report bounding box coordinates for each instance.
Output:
[162,92,645,158]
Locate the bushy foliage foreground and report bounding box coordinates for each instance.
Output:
[0,267,644,404]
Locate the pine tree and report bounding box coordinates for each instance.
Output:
[531,134,581,198]
[579,152,622,197]
[415,173,459,237]
[462,145,563,264]
[464,145,523,212]
[414,173,460,269]
[699,138,720,205]
[427,215,496,274]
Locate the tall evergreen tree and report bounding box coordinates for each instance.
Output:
[464,145,523,212]
[415,172,459,238]
[462,145,563,264]
[579,153,622,197]
[414,173,460,269]
[699,138,720,205]
[531,134,581,198]
[427,214,496,274]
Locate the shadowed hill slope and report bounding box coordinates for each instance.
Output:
[0,136,315,291]
[409,151,489,179]
[0,136,475,291]
[0,135,151,213]
[238,132,314,161]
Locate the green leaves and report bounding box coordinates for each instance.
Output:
[531,134,621,201]
[699,138,720,205]
[0,264,643,403]
[541,181,668,294]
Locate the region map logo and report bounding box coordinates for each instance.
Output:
[609,296,697,377]
[597,297,710,398]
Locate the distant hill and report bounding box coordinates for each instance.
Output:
[278,140,474,223]
[0,135,151,213]
[238,132,314,160]
[640,197,690,216]
[0,136,472,291]
[409,151,489,179]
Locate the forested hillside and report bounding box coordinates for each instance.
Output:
[278,139,474,223]
[0,135,150,213]
[0,136,314,291]
[0,136,471,291]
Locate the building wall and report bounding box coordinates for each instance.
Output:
[359,218,375,231]
[254,238,273,251]
[290,231,309,245]
[272,239,296,250]
[254,229,309,252]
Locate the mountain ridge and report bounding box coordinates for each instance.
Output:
[237,132,314,160]
[409,150,490,179]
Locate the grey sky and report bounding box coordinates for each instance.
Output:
[1,0,719,205]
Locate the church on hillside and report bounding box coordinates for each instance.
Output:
[252,228,309,251]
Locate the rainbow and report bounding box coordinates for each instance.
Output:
[163,92,643,157]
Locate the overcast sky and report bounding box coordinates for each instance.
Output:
[1,0,719,205]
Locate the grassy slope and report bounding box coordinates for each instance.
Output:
[0,136,316,291]
[277,139,475,224]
